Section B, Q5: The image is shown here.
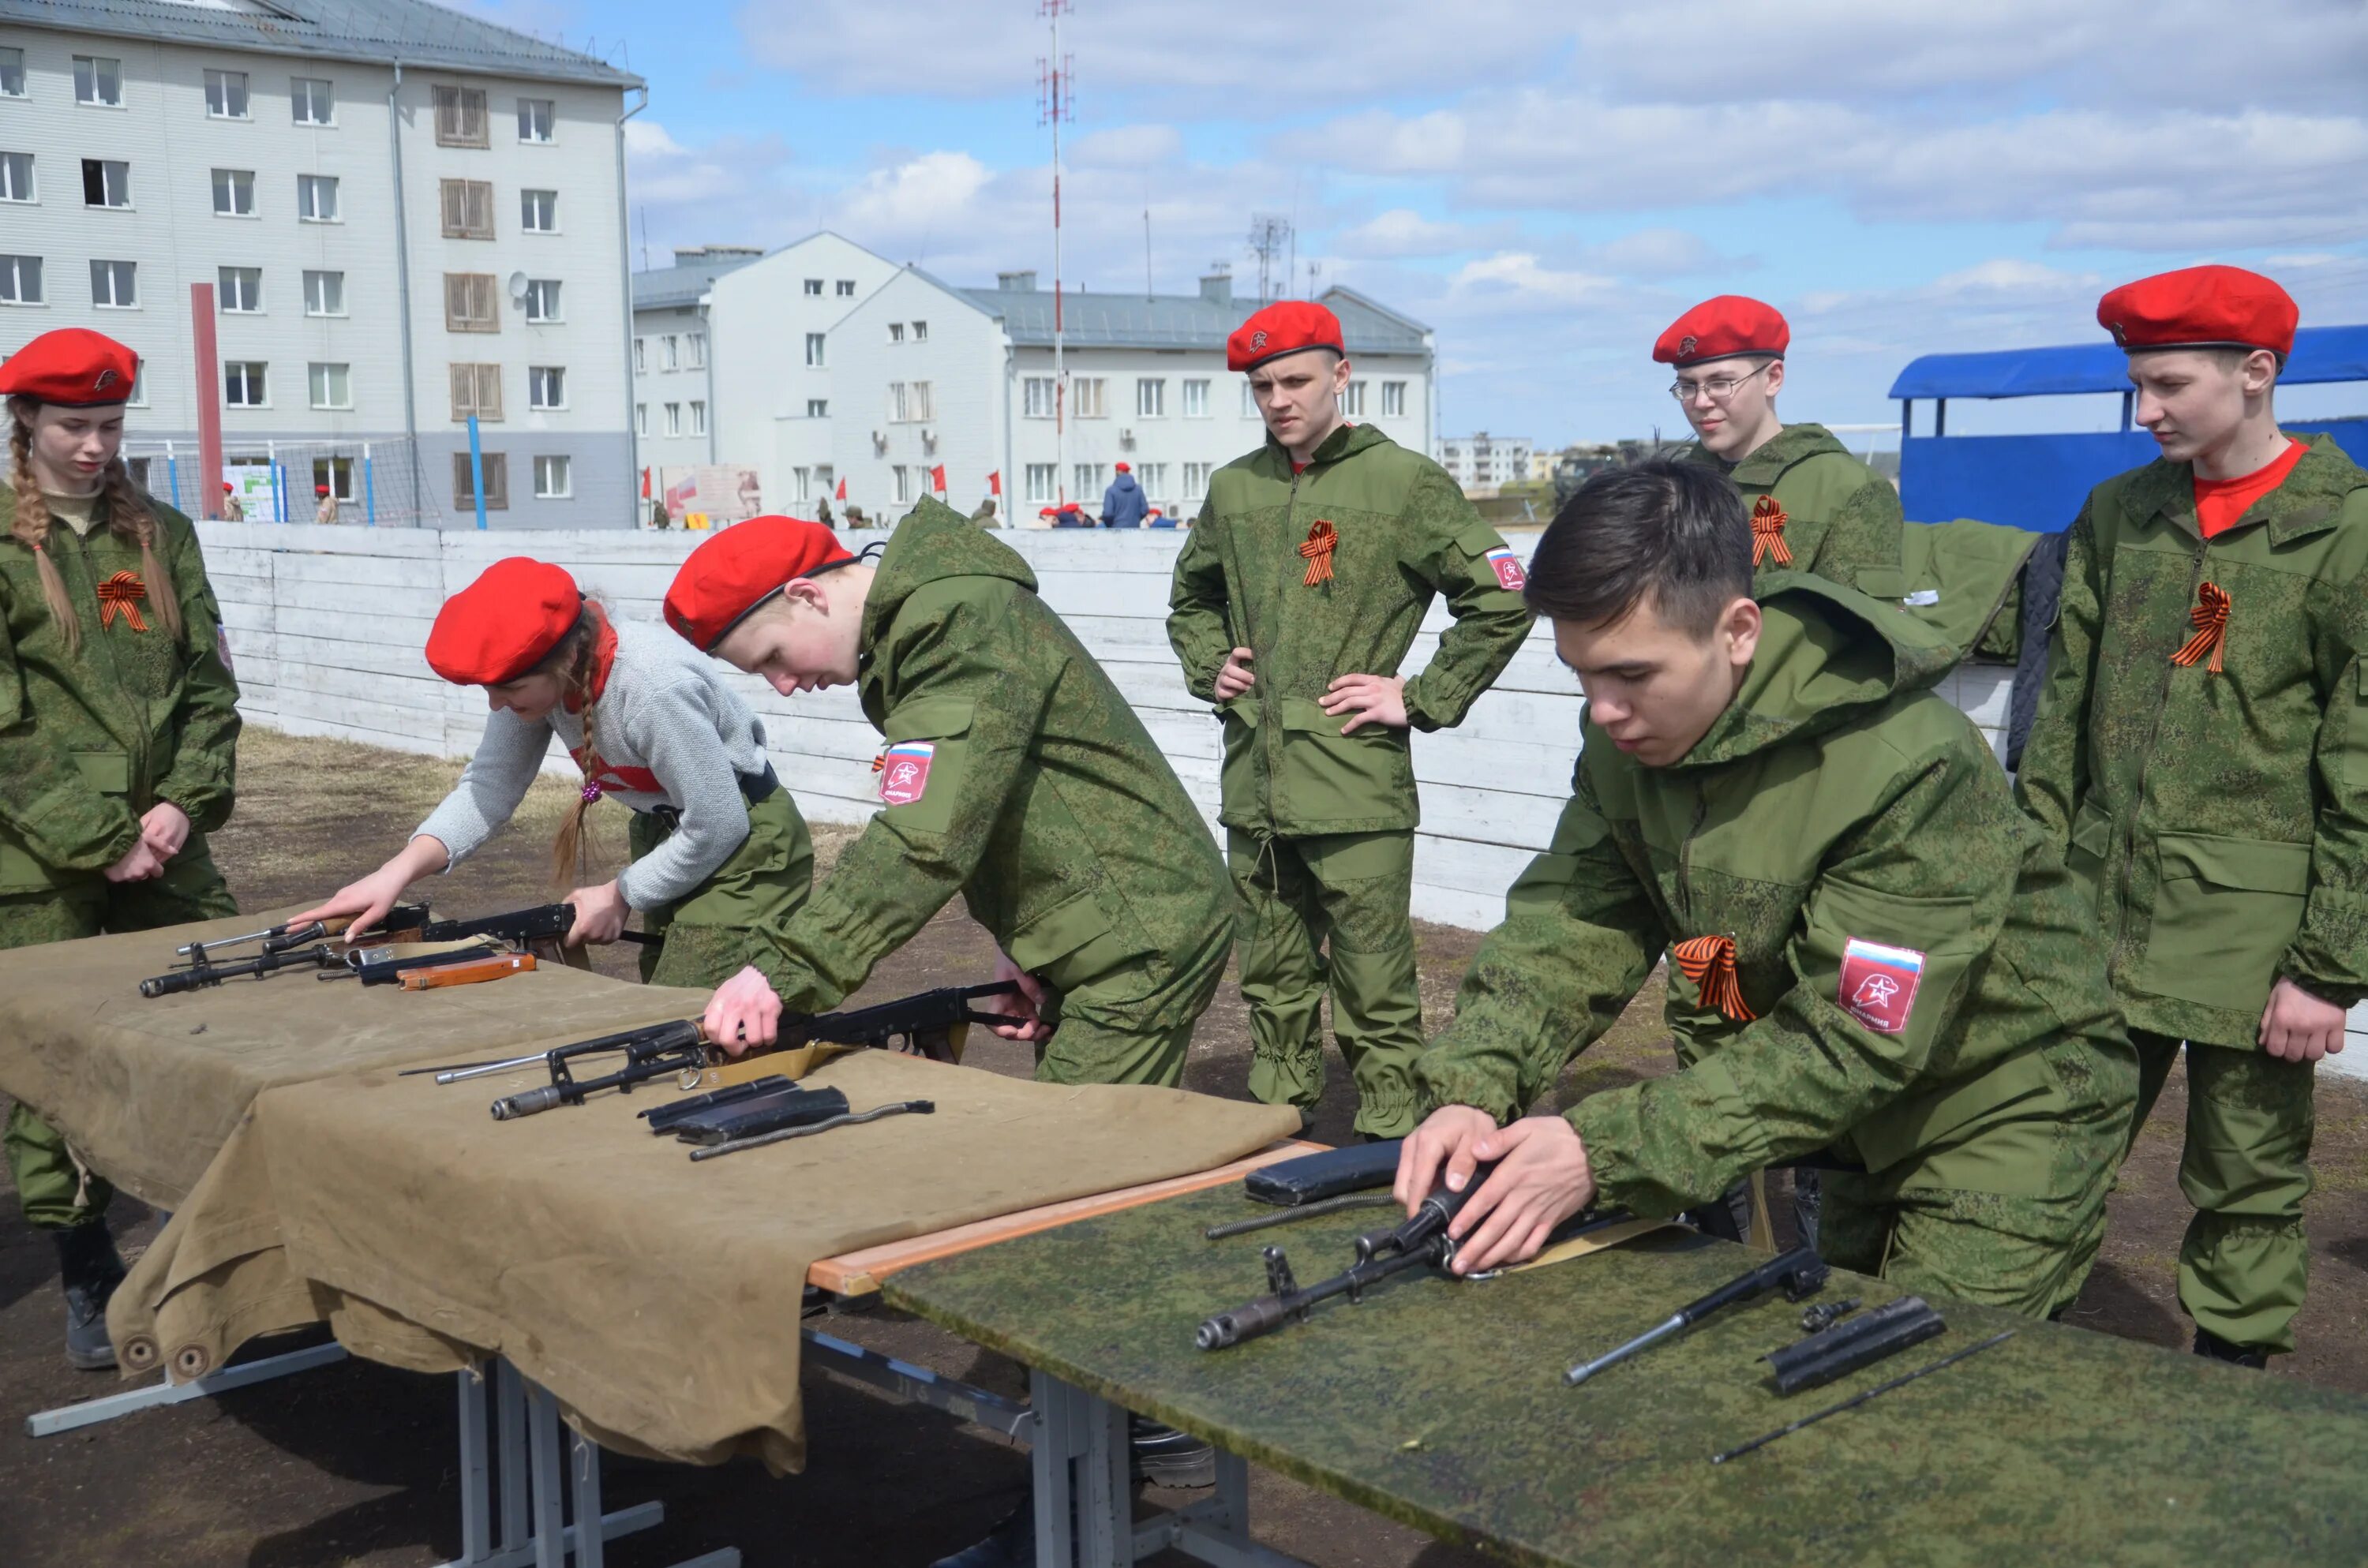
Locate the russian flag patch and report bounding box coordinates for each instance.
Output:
[878,742,935,806]
[1839,937,1925,1035]
[1485,546,1527,593]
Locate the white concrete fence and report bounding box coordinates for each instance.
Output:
[196,521,2368,1076]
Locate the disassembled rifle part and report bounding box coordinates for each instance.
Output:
[1799,1298,1862,1335]
[688,1098,936,1162]
[1564,1247,1830,1387]
[1710,1329,2015,1464]
[1202,1192,1399,1241]
[1764,1295,1946,1395]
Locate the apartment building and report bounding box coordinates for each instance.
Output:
[629,243,757,496]
[826,268,1437,525]
[1437,432,1533,496]
[0,0,639,526]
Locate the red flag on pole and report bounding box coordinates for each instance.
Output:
[931,465,947,493]
[988,470,1002,496]
[835,477,848,500]
[640,466,650,499]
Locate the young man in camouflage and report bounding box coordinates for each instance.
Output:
[1168,301,1533,1139]
[2016,265,2368,1368]
[1396,462,2136,1315]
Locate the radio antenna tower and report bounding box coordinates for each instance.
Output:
[1247,213,1292,304]
[1037,1,1075,504]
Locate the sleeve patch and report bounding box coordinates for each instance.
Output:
[878,742,935,806]
[1840,937,1925,1034]
[1485,546,1527,592]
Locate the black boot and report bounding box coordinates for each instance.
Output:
[54,1221,126,1372]
[2193,1327,2269,1370]
[929,1498,1035,1568]
[1130,1416,1216,1488]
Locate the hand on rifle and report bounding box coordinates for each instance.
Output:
[564,880,628,946]
[1396,1106,1595,1274]
[981,950,1051,1042]
[703,965,784,1056]
[139,801,191,863]
[292,835,450,940]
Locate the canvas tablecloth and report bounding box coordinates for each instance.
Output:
[115,1047,1298,1473]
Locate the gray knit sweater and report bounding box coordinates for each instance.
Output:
[414,619,770,909]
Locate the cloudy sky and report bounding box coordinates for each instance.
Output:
[478,0,2368,444]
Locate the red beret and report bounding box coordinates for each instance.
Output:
[315,485,331,496]
[1227,301,1345,373]
[425,558,583,686]
[2096,265,2296,357]
[221,481,234,494]
[664,514,854,651]
[1113,462,1130,473]
[0,328,138,406]
[1653,297,1789,367]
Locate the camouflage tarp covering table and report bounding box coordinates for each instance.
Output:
[885,1184,2368,1567]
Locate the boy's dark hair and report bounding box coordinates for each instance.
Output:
[1523,458,1752,637]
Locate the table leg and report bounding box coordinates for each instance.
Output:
[1030,1369,1130,1568]
[570,1427,605,1568]
[458,1369,492,1565]
[498,1359,530,1553]
[22,1341,348,1438]
[527,1383,568,1568]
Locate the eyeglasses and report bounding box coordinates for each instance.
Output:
[1669,362,1773,404]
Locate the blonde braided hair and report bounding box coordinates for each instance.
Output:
[7,395,184,656]
[542,606,606,891]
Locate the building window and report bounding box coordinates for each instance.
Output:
[534,455,571,498]
[1242,381,1258,418]
[912,320,928,342]
[297,174,339,223]
[453,451,508,510]
[519,189,557,232]
[440,178,494,238]
[1074,463,1105,499]
[1072,378,1107,419]
[1381,380,1407,417]
[223,361,268,407]
[803,278,822,296]
[73,56,123,108]
[661,334,679,371]
[1183,462,1212,500]
[291,77,334,125]
[125,365,148,406]
[212,168,255,216]
[1182,379,1209,418]
[308,362,351,409]
[0,48,23,98]
[444,272,499,331]
[685,333,705,369]
[88,259,136,309]
[1023,376,1056,418]
[204,69,249,119]
[304,269,345,316]
[1136,378,1166,418]
[806,399,828,417]
[523,279,562,322]
[1137,462,1167,503]
[892,466,912,504]
[0,255,43,305]
[910,381,935,421]
[834,279,855,296]
[81,159,129,208]
[1341,380,1367,417]
[218,266,262,312]
[662,402,682,437]
[313,456,354,502]
[0,152,34,203]
[528,365,566,410]
[690,400,706,436]
[888,322,905,344]
[804,332,825,367]
[434,84,489,147]
[517,97,555,143]
[888,383,907,421]
[449,363,502,421]
[634,402,646,436]
[1025,464,1055,503]
[792,467,811,502]
[632,337,646,373]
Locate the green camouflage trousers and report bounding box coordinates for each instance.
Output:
[2128,1029,2314,1353]
[625,788,815,990]
[1,842,238,1229]
[1032,916,1233,1089]
[1229,828,1423,1138]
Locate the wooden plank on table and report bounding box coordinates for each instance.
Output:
[808,1137,1325,1296]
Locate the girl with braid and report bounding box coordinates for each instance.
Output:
[295,556,813,989]
[0,329,243,1369]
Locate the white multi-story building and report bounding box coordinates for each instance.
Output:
[827,268,1437,526]
[0,0,639,527]
[628,243,757,506]
[1437,432,1533,496]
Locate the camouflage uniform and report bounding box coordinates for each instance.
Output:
[751,499,1233,1087]
[1418,575,2137,1316]
[1169,422,1533,1136]
[2016,433,2368,1352]
[0,488,242,1228]
[625,788,813,989]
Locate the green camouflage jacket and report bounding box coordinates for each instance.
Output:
[753,498,1231,1020]
[1167,421,1534,836]
[1417,574,2132,1218]
[1677,423,1906,597]
[2015,433,2368,1047]
[0,488,241,893]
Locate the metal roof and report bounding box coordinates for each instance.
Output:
[632,249,762,312]
[1890,324,2368,400]
[0,0,641,87]
[958,281,1432,355]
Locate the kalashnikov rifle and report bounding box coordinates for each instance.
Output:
[144,901,657,998]
[174,904,432,964]
[140,936,519,997]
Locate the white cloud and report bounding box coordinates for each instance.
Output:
[1333,209,1497,259]
[1574,229,1745,279]
[1069,124,1185,168]
[836,152,996,241]
[1450,253,1619,308]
